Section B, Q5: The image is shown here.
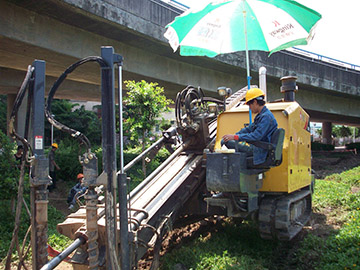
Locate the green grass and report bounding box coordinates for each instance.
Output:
[296,167,360,270]
[0,199,71,262]
[160,166,360,270]
[47,205,72,252]
[1,167,359,269]
[161,221,277,270]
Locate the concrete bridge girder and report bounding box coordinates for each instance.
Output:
[0,0,359,127]
[0,1,246,99]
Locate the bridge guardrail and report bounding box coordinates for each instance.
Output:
[162,0,360,72]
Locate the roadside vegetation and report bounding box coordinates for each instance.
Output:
[160,166,360,270]
[0,80,173,266]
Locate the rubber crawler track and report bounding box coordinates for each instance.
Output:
[259,189,312,240]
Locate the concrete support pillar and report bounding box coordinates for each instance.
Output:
[322,122,332,144]
[7,94,16,137]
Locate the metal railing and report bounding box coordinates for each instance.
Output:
[160,0,360,72]
[287,47,360,72]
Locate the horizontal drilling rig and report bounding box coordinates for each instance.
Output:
[10,47,313,270]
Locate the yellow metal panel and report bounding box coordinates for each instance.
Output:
[286,103,311,192]
[214,102,311,194]
[260,108,289,192]
[214,108,253,150]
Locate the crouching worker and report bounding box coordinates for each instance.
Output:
[67,173,87,210]
[221,88,278,166]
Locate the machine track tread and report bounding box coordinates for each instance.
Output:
[258,196,278,240]
[259,189,312,241]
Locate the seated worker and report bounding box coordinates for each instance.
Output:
[222,88,278,166]
[67,173,87,210]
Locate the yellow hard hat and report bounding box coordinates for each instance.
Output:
[51,143,58,149]
[245,88,265,104]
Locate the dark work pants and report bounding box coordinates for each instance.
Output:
[221,139,253,157]
[49,170,56,190]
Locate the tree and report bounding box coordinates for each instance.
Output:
[0,130,19,200]
[0,95,7,134]
[332,125,352,138]
[123,80,173,176]
[46,99,102,146]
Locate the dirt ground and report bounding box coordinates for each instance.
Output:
[311,152,360,179]
[48,179,75,216]
[10,152,359,269]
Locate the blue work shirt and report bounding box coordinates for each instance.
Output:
[235,106,278,165]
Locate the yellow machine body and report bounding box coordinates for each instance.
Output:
[214,101,311,193]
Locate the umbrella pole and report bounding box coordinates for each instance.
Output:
[243,0,252,123]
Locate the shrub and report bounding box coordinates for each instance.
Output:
[0,200,31,260]
[0,130,20,200]
[94,144,171,191]
[46,99,102,146]
[48,139,82,182]
[345,142,360,151]
[0,95,7,134]
[311,142,335,151]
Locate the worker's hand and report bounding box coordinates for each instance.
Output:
[222,134,235,143]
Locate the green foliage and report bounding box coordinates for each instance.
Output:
[46,99,102,146]
[47,139,82,182]
[0,200,31,260]
[0,130,20,199]
[332,125,352,138]
[94,145,170,191]
[311,142,335,151]
[123,80,173,144]
[47,205,72,251]
[0,200,71,261]
[346,143,360,151]
[129,146,170,189]
[0,95,7,134]
[314,125,359,139]
[315,128,322,136]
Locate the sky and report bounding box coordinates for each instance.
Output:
[173,0,360,66]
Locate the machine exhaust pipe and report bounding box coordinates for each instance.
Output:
[280,76,298,102]
[259,67,267,101]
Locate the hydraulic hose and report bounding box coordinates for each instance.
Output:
[8,65,34,157]
[45,56,109,151]
[175,85,222,129]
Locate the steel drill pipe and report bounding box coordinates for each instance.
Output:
[129,141,189,200]
[122,137,165,173]
[40,237,86,270]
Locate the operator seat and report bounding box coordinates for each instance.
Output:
[246,128,285,169]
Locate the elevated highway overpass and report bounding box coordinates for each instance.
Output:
[1,0,359,143]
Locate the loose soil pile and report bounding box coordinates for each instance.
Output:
[312,152,360,179]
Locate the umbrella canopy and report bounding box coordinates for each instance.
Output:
[164,0,322,87]
[165,0,321,57]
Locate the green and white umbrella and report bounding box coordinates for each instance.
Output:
[165,0,322,88]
